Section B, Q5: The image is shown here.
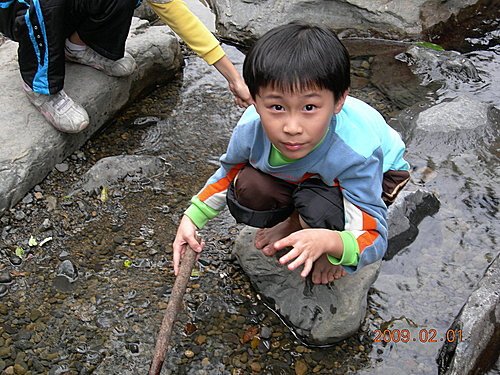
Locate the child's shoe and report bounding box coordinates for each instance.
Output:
[23,83,89,133]
[65,46,137,77]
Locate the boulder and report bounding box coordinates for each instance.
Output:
[206,0,486,45]
[385,189,440,260]
[0,18,183,217]
[233,189,440,345]
[437,253,500,375]
[134,1,159,22]
[391,96,500,165]
[397,45,481,83]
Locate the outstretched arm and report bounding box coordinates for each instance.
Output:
[147,0,252,107]
[212,55,253,108]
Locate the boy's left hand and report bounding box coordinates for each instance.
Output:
[274,229,342,278]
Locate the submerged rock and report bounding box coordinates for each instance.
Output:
[70,155,170,194]
[397,45,481,83]
[393,95,500,164]
[233,189,439,345]
[57,259,78,283]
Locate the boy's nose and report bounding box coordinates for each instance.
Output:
[283,118,302,135]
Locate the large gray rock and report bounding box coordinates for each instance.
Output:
[134,1,159,22]
[233,189,440,345]
[0,18,183,217]
[206,0,485,45]
[392,95,500,165]
[233,226,381,345]
[437,253,500,375]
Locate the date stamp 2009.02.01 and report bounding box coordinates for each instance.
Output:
[373,329,463,343]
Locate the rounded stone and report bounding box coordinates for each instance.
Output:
[0,273,12,284]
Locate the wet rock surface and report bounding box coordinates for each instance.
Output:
[70,155,171,194]
[438,253,500,375]
[234,227,381,345]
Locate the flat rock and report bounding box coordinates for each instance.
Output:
[0,18,183,217]
[70,155,170,194]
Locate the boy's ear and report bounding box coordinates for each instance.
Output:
[333,89,349,114]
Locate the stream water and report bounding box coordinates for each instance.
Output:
[0,5,498,375]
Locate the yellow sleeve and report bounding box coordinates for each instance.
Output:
[147,0,225,65]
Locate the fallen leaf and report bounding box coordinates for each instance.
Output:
[28,236,38,247]
[10,270,28,277]
[241,326,259,344]
[184,322,197,335]
[100,186,109,203]
[15,246,24,258]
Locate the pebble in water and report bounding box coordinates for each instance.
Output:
[0,272,13,284]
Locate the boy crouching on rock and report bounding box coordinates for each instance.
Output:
[173,22,410,284]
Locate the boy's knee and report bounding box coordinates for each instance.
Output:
[233,165,294,211]
[293,180,345,230]
[226,166,295,228]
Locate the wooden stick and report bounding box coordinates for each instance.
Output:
[149,247,197,375]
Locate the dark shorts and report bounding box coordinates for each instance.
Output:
[226,165,409,229]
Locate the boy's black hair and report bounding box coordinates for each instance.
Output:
[243,22,351,102]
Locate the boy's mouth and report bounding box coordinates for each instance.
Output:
[282,142,305,151]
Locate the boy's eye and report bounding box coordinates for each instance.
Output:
[304,104,316,111]
[272,105,284,111]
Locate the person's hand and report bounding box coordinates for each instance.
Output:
[228,77,253,108]
[274,229,342,278]
[212,56,253,108]
[172,215,204,276]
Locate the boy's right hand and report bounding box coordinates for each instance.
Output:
[172,215,204,276]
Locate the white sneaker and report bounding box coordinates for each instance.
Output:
[65,46,137,77]
[23,83,89,133]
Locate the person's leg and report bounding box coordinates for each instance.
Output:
[382,170,410,206]
[9,0,88,133]
[64,0,137,77]
[10,0,65,95]
[293,179,347,284]
[226,165,299,253]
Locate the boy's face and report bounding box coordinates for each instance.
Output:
[254,85,346,160]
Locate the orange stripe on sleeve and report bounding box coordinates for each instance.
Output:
[356,211,379,253]
[198,163,245,201]
[357,231,379,253]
